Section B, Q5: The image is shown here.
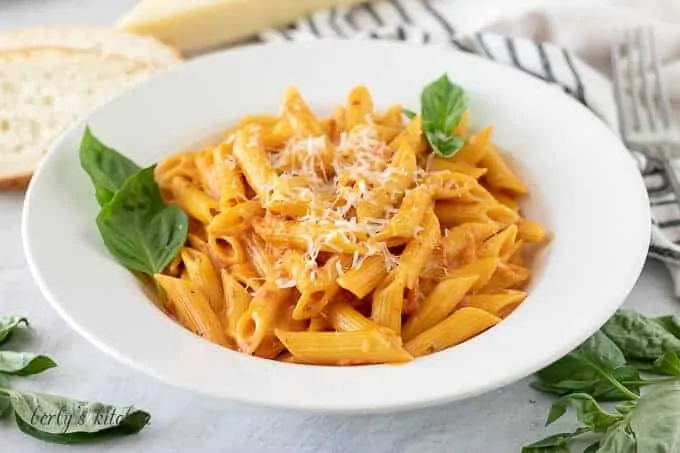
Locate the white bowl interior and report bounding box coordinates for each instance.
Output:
[23,41,650,413]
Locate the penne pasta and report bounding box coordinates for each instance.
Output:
[402,276,478,341]
[236,284,293,353]
[327,300,381,332]
[517,219,547,243]
[479,145,528,195]
[446,257,500,292]
[194,149,219,199]
[435,201,519,228]
[395,209,442,290]
[147,81,547,365]
[479,225,519,260]
[428,157,488,179]
[208,233,246,266]
[452,125,492,165]
[481,262,531,293]
[170,176,218,225]
[404,307,501,357]
[232,125,278,201]
[253,216,371,255]
[308,316,331,332]
[337,255,388,299]
[374,185,431,242]
[424,171,479,199]
[376,104,403,129]
[181,247,224,313]
[345,85,374,130]
[293,256,342,320]
[371,274,406,333]
[275,328,413,365]
[208,200,263,237]
[442,222,499,266]
[220,270,251,341]
[155,151,198,190]
[154,274,227,346]
[463,290,527,318]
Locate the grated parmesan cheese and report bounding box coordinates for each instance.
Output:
[262,122,421,271]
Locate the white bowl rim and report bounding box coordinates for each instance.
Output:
[22,40,650,414]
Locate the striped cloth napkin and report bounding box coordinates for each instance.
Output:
[260,0,680,296]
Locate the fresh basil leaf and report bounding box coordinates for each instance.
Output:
[0,376,10,417]
[627,359,657,371]
[420,74,467,158]
[0,316,28,345]
[583,442,599,453]
[425,131,465,158]
[421,74,467,135]
[602,310,680,361]
[653,351,680,376]
[576,330,628,368]
[521,431,580,452]
[8,389,150,444]
[610,366,642,395]
[653,315,680,339]
[0,352,56,377]
[615,401,637,415]
[530,380,572,396]
[403,108,417,120]
[96,166,188,275]
[79,127,141,206]
[629,382,680,453]
[546,393,622,433]
[597,421,636,453]
[534,332,638,400]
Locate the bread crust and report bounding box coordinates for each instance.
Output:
[0,172,31,190]
[0,25,182,65]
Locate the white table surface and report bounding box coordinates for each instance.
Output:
[1,1,677,452]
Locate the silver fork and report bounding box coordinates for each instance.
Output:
[611,28,680,199]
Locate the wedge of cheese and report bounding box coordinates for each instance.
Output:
[117,0,368,54]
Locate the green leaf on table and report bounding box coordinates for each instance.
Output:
[79,127,141,206]
[583,442,600,453]
[546,393,622,433]
[652,315,680,338]
[420,74,467,158]
[0,316,28,345]
[597,421,636,453]
[0,351,57,376]
[534,332,639,401]
[629,382,680,453]
[8,389,150,444]
[615,401,637,415]
[601,310,680,361]
[521,430,583,452]
[96,166,188,276]
[403,108,417,120]
[0,375,10,417]
[653,351,680,376]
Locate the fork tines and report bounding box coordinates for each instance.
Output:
[611,28,675,145]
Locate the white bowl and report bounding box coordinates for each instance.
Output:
[23,40,650,413]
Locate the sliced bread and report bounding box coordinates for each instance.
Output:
[0,47,158,188]
[0,26,181,68]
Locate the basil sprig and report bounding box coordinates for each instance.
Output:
[80,128,188,276]
[0,315,150,443]
[80,127,141,206]
[405,74,467,158]
[0,316,28,345]
[0,351,56,376]
[7,390,150,444]
[524,309,680,452]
